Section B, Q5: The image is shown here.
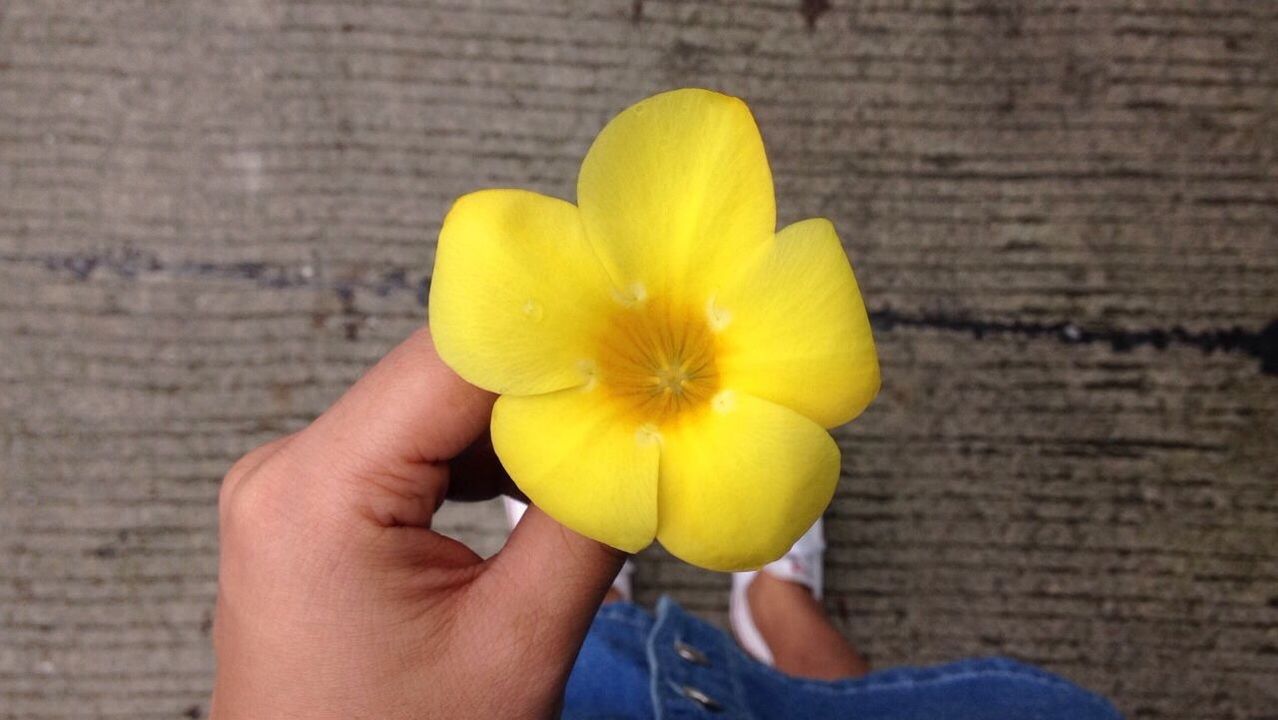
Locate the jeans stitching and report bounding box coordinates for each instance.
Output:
[670,606,1115,714]
[784,668,1099,695]
[597,608,651,630]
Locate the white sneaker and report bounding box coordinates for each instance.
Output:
[501,497,636,602]
[729,518,826,665]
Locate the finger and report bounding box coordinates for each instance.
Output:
[285,326,495,525]
[485,506,626,629]
[307,326,495,467]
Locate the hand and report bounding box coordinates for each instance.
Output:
[211,328,624,719]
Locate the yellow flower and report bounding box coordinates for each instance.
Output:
[429,89,879,571]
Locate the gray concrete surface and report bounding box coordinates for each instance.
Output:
[3,1,1277,718]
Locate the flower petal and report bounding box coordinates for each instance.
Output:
[491,386,659,553]
[715,218,880,428]
[429,189,616,395]
[655,393,840,571]
[577,88,775,300]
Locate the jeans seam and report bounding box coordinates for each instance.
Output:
[597,607,651,630]
[783,668,1098,695]
[713,632,1116,715]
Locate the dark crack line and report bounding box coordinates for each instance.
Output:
[5,248,430,305]
[799,0,831,30]
[6,250,1276,376]
[870,307,1278,377]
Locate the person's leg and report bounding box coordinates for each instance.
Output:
[731,519,868,680]
[745,572,869,680]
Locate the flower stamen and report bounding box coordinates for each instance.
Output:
[595,295,720,425]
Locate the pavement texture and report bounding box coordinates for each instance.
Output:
[3,1,1278,718]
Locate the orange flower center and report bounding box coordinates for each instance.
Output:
[594,295,720,426]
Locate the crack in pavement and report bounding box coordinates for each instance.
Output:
[6,249,1276,376]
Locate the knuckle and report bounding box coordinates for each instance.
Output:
[218,435,294,527]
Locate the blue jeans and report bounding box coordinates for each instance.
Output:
[564,597,1123,720]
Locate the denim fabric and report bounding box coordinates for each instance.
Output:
[563,601,658,719]
[564,597,1123,720]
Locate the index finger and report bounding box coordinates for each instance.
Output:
[287,326,496,523]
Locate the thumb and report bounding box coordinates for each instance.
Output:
[486,505,626,632]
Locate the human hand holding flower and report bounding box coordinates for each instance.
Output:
[431,88,879,570]
[212,329,625,719]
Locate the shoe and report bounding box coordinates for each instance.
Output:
[502,497,636,602]
[729,518,826,665]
